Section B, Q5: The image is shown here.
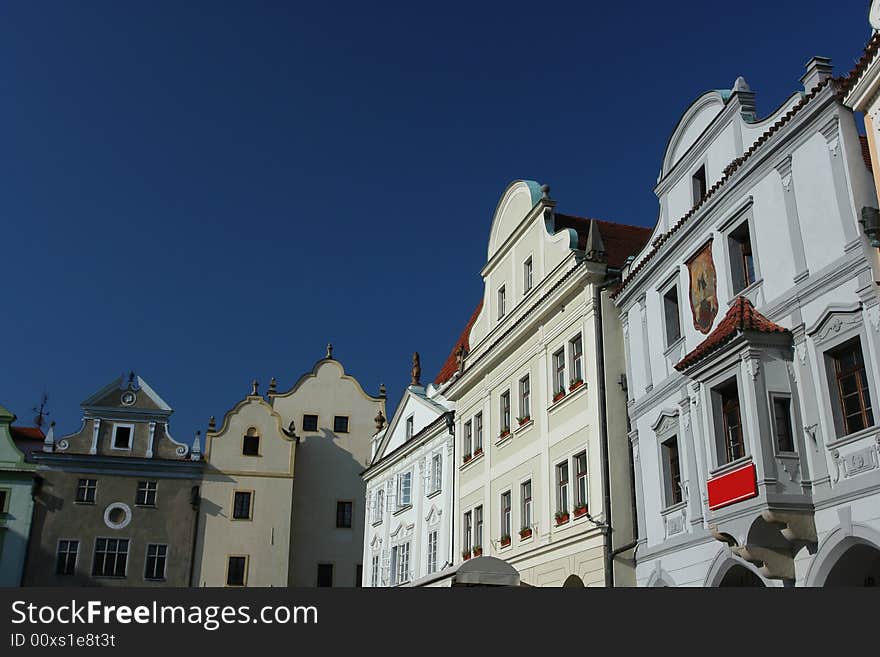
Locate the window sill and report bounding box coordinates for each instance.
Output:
[134,504,157,509]
[74,501,95,506]
[495,432,512,447]
[548,381,587,413]
[426,488,442,500]
[515,419,534,433]
[709,454,752,478]
[826,424,879,450]
[371,519,383,527]
[392,504,412,517]
[660,500,687,516]
[460,451,484,471]
[728,278,763,304]
[663,335,685,358]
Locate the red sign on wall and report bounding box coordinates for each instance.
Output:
[707,462,757,510]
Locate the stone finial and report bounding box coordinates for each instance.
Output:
[732,76,751,93]
[585,220,607,263]
[801,56,833,92]
[455,344,466,372]
[326,343,333,359]
[191,431,202,461]
[411,352,422,386]
[379,383,387,397]
[208,416,216,431]
[541,183,551,200]
[268,377,277,394]
[374,409,386,431]
[251,379,259,396]
[43,421,56,453]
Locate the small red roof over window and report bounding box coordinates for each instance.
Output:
[675,297,789,372]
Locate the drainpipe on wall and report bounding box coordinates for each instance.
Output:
[593,280,615,587]
[188,484,201,587]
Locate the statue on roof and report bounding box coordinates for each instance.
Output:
[411,352,421,387]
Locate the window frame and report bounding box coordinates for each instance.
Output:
[333,415,350,434]
[92,537,130,579]
[474,412,483,451]
[661,281,683,348]
[56,539,79,576]
[829,338,875,438]
[135,480,158,507]
[231,490,254,521]
[110,423,135,451]
[396,471,412,509]
[569,335,584,385]
[500,390,511,434]
[463,420,472,457]
[336,500,353,528]
[429,453,442,494]
[710,377,747,468]
[241,429,261,457]
[144,543,168,582]
[226,555,248,587]
[405,415,414,441]
[660,435,683,508]
[519,375,531,421]
[555,461,569,514]
[520,480,532,532]
[553,349,566,395]
[500,492,511,540]
[302,414,319,432]
[725,216,760,296]
[75,478,97,505]
[497,284,507,319]
[474,504,483,549]
[769,393,797,455]
[574,451,588,509]
[427,530,438,574]
[691,163,707,205]
[523,256,533,295]
[463,510,472,553]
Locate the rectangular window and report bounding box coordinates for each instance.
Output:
[334,416,349,433]
[430,453,442,493]
[427,530,438,574]
[664,285,682,345]
[474,412,483,451]
[831,339,875,436]
[144,544,167,581]
[112,424,133,450]
[371,554,380,587]
[56,540,78,576]
[302,414,318,432]
[336,501,353,528]
[92,538,129,578]
[500,493,511,538]
[405,416,414,441]
[553,349,566,395]
[523,257,533,294]
[773,396,795,453]
[692,164,707,205]
[317,563,333,587]
[498,285,506,319]
[398,542,411,584]
[519,376,531,420]
[521,481,532,531]
[500,391,510,433]
[569,335,583,385]
[232,491,253,520]
[718,380,745,464]
[729,221,756,293]
[242,433,260,456]
[397,472,412,508]
[661,437,682,506]
[373,489,384,524]
[574,452,588,508]
[463,420,472,456]
[474,505,483,549]
[135,481,157,507]
[556,462,569,513]
[226,556,247,586]
[463,511,472,552]
[76,479,97,504]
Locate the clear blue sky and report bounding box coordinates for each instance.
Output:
[0,1,874,441]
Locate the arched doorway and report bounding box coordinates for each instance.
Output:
[718,565,765,587]
[823,544,880,586]
[562,574,584,587]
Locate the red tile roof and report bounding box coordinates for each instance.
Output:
[434,300,483,385]
[675,297,789,371]
[835,31,880,99]
[10,426,44,441]
[554,215,653,269]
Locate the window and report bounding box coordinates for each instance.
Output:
[144,544,167,581]
[718,380,745,464]
[405,416,414,441]
[232,491,253,520]
[830,339,875,436]
[556,462,569,513]
[463,420,472,456]
[76,479,97,504]
[663,285,682,345]
[574,452,588,509]
[474,505,483,549]
[302,414,318,432]
[397,471,412,508]
[226,556,247,586]
[373,489,384,524]
[336,501,353,528]
[0,489,6,513]
[135,481,157,507]
[92,538,129,578]
[500,390,510,433]
[569,336,584,386]
[334,416,349,433]
[661,437,682,506]
[498,285,507,319]
[463,511,472,553]
[692,164,707,204]
[392,543,410,584]
[242,429,260,456]
[112,424,133,450]
[317,563,333,587]
[500,493,511,539]
[371,554,380,587]
[729,221,756,293]
[56,540,78,576]
[523,257,533,294]
[430,453,442,494]
[474,412,483,452]
[519,376,531,420]
[521,481,532,531]
[553,349,566,395]
[772,396,795,453]
[427,530,438,574]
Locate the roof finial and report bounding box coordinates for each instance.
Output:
[251,379,259,396]
[208,416,216,431]
[456,344,466,373]
[43,421,56,453]
[541,183,551,200]
[191,430,201,461]
[411,352,422,387]
[374,409,386,431]
[268,377,277,394]
[379,382,387,397]
[326,343,333,359]
[32,392,49,429]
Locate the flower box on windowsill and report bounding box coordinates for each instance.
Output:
[517,416,531,427]
[555,512,570,526]
[552,390,566,403]
[497,430,511,442]
[473,447,483,458]
[573,505,588,519]
[472,546,483,557]
[519,527,532,540]
[462,453,472,464]
[499,535,511,548]
[462,549,472,560]
[568,379,584,393]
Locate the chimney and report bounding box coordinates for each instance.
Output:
[801,56,833,93]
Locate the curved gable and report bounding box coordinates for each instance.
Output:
[662,91,728,176]
[487,180,543,259]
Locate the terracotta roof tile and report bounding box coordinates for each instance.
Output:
[10,426,44,441]
[434,300,483,385]
[674,297,789,371]
[836,32,880,99]
[554,214,652,269]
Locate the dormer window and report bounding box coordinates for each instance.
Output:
[728,221,756,293]
[692,165,707,205]
[498,285,507,319]
[242,428,260,456]
[405,416,414,441]
[111,424,134,450]
[523,258,533,295]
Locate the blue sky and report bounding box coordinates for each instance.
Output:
[0,1,874,441]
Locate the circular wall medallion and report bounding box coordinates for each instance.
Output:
[121,391,137,406]
[103,502,132,530]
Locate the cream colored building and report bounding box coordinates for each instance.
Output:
[441,181,650,586]
[193,347,386,587]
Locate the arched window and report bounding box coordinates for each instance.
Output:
[242,428,260,456]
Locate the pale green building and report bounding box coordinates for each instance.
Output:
[0,403,36,586]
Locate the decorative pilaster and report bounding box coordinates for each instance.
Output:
[89,418,101,455]
[775,156,809,282]
[638,294,653,393]
[146,421,156,458]
[821,116,859,245]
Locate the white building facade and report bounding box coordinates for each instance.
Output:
[614,56,880,586]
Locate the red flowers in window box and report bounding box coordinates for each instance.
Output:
[462,549,471,560]
[473,446,483,457]
[569,378,584,392]
[500,534,511,548]
[519,527,532,539]
[462,453,472,464]
[555,511,570,526]
[498,429,511,441]
[517,416,531,426]
[472,546,483,557]
[573,503,588,519]
[552,390,566,403]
